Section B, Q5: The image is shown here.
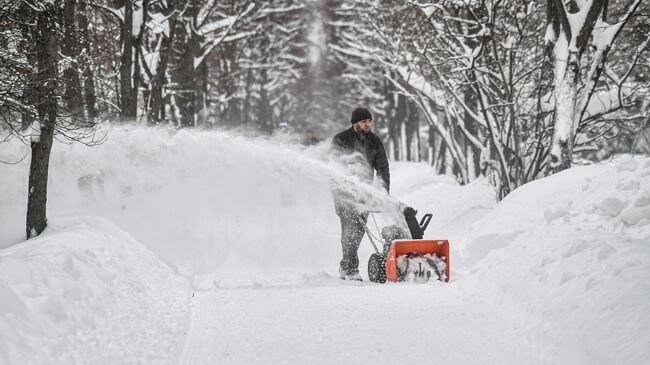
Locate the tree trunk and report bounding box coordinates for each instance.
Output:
[27,3,59,239]
[170,3,197,128]
[193,35,208,125]
[227,43,240,126]
[131,0,148,121]
[177,39,196,128]
[549,50,579,172]
[77,0,98,121]
[547,0,606,173]
[393,93,407,160]
[463,88,481,178]
[405,100,420,162]
[19,6,38,131]
[428,123,435,166]
[243,68,253,126]
[119,0,135,120]
[148,10,176,125]
[147,37,173,124]
[384,83,399,160]
[62,0,84,119]
[258,68,272,133]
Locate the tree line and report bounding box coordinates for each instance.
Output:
[1,0,649,238]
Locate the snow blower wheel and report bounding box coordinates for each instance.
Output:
[368,253,386,283]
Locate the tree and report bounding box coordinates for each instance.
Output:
[347,0,649,199]
[27,1,59,237]
[1,0,102,238]
[546,0,642,172]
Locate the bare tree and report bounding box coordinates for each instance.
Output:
[545,0,643,172]
[1,0,103,238]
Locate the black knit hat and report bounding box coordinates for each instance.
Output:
[350,107,372,124]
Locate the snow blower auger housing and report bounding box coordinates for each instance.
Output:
[365,207,450,283]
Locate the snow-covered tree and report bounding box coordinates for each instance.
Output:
[546,0,644,172]
[353,0,649,199]
[405,1,553,197]
[1,0,102,238]
[225,0,309,134]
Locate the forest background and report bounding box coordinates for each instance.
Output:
[1,0,649,237]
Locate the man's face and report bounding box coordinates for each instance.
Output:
[353,119,372,133]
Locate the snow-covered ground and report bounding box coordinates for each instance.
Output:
[0,216,189,364]
[1,125,648,364]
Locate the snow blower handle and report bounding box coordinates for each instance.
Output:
[356,212,382,254]
[419,214,432,233]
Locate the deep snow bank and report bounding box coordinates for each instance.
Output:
[0,216,189,364]
[455,157,650,364]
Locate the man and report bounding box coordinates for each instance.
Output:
[330,107,390,281]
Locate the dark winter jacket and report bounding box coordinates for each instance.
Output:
[330,127,390,209]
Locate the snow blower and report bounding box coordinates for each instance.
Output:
[364,207,450,283]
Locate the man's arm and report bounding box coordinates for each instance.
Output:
[330,133,346,156]
[374,140,390,193]
[329,133,354,210]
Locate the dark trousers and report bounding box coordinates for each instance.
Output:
[336,207,369,275]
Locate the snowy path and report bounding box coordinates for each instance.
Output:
[177,278,554,365]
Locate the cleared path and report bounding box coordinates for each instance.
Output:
[178,276,557,365]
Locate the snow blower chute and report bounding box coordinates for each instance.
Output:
[364,207,450,283]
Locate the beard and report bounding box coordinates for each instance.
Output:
[354,125,371,133]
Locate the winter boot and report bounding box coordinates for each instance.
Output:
[339,266,363,281]
[346,272,363,281]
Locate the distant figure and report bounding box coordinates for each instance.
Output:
[329,107,390,281]
[302,129,320,146]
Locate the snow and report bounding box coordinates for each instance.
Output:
[198,3,253,34]
[454,157,650,363]
[307,10,326,66]
[544,24,556,43]
[565,5,590,51]
[395,64,445,101]
[1,126,649,364]
[550,30,575,158]
[27,121,41,143]
[396,253,446,282]
[148,12,170,36]
[419,3,443,18]
[132,2,144,37]
[142,48,160,83]
[592,19,622,50]
[0,216,189,364]
[592,0,641,50]
[198,15,238,36]
[583,88,621,119]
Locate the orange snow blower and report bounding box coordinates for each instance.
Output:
[365,207,450,283]
[384,239,450,282]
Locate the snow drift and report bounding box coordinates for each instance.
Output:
[0,216,189,364]
[455,157,650,364]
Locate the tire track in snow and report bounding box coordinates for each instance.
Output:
[177,291,208,364]
[179,280,558,365]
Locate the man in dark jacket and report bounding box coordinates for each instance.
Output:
[330,107,390,281]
